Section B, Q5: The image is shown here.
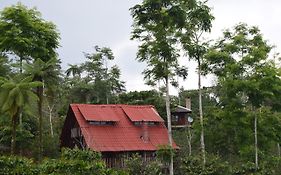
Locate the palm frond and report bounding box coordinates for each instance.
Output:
[15,91,24,107]
[1,82,15,89]
[26,90,39,102]
[21,76,34,83]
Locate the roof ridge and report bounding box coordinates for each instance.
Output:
[70,104,155,108]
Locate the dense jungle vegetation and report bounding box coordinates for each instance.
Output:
[1,1,281,174]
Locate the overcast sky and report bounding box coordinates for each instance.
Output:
[1,0,281,95]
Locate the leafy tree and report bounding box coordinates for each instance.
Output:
[178,0,214,164]
[204,23,281,169]
[0,3,60,71]
[174,87,217,158]
[108,65,126,101]
[0,76,41,154]
[0,3,60,158]
[83,46,125,104]
[0,54,11,77]
[23,58,60,160]
[119,90,166,117]
[131,1,189,174]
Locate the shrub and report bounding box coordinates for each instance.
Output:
[40,148,107,175]
[0,156,38,175]
[178,154,231,175]
[125,154,162,175]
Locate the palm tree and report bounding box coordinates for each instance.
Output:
[23,58,60,160]
[65,64,82,78]
[0,76,42,154]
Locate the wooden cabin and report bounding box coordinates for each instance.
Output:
[172,98,192,128]
[60,104,178,168]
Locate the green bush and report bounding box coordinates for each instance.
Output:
[40,148,107,175]
[61,148,102,161]
[125,154,162,175]
[40,158,107,175]
[156,145,174,163]
[0,148,126,175]
[232,157,281,175]
[178,154,231,175]
[0,156,38,175]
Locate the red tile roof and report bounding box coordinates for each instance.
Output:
[68,104,177,152]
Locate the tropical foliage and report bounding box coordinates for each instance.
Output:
[1,1,281,175]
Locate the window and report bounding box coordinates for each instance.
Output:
[133,121,158,126]
[172,115,179,122]
[134,121,141,126]
[148,121,158,126]
[88,121,114,126]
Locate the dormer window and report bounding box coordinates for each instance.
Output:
[134,121,141,126]
[133,121,158,126]
[148,121,158,126]
[89,121,115,126]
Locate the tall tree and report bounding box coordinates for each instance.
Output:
[131,1,188,174]
[0,76,41,154]
[23,58,60,160]
[205,23,281,169]
[179,0,214,165]
[0,3,60,159]
[0,3,60,71]
[83,46,125,104]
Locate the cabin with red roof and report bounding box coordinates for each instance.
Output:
[60,104,177,168]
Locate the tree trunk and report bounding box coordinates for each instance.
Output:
[165,77,173,175]
[37,86,43,161]
[187,126,192,156]
[254,108,258,170]
[277,143,281,157]
[19,56,23,155]
[198,60,206,165]
[19,110,23,156]
[11,109,19,155]
[48,105,54,137]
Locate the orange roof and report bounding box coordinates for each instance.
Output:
[65,104,177,152]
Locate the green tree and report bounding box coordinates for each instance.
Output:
[23,58,60,160]
[131,1,188,174]
[0,3,60,158]
[0,53,11,77]
[119,90,166,117]
[205,23,281,169]
[0,3,60,72]
[108,65,126,102]
[82,46,125,104]
[0,76,41,154]
[65,64,83,78]
[179,0,214,164]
